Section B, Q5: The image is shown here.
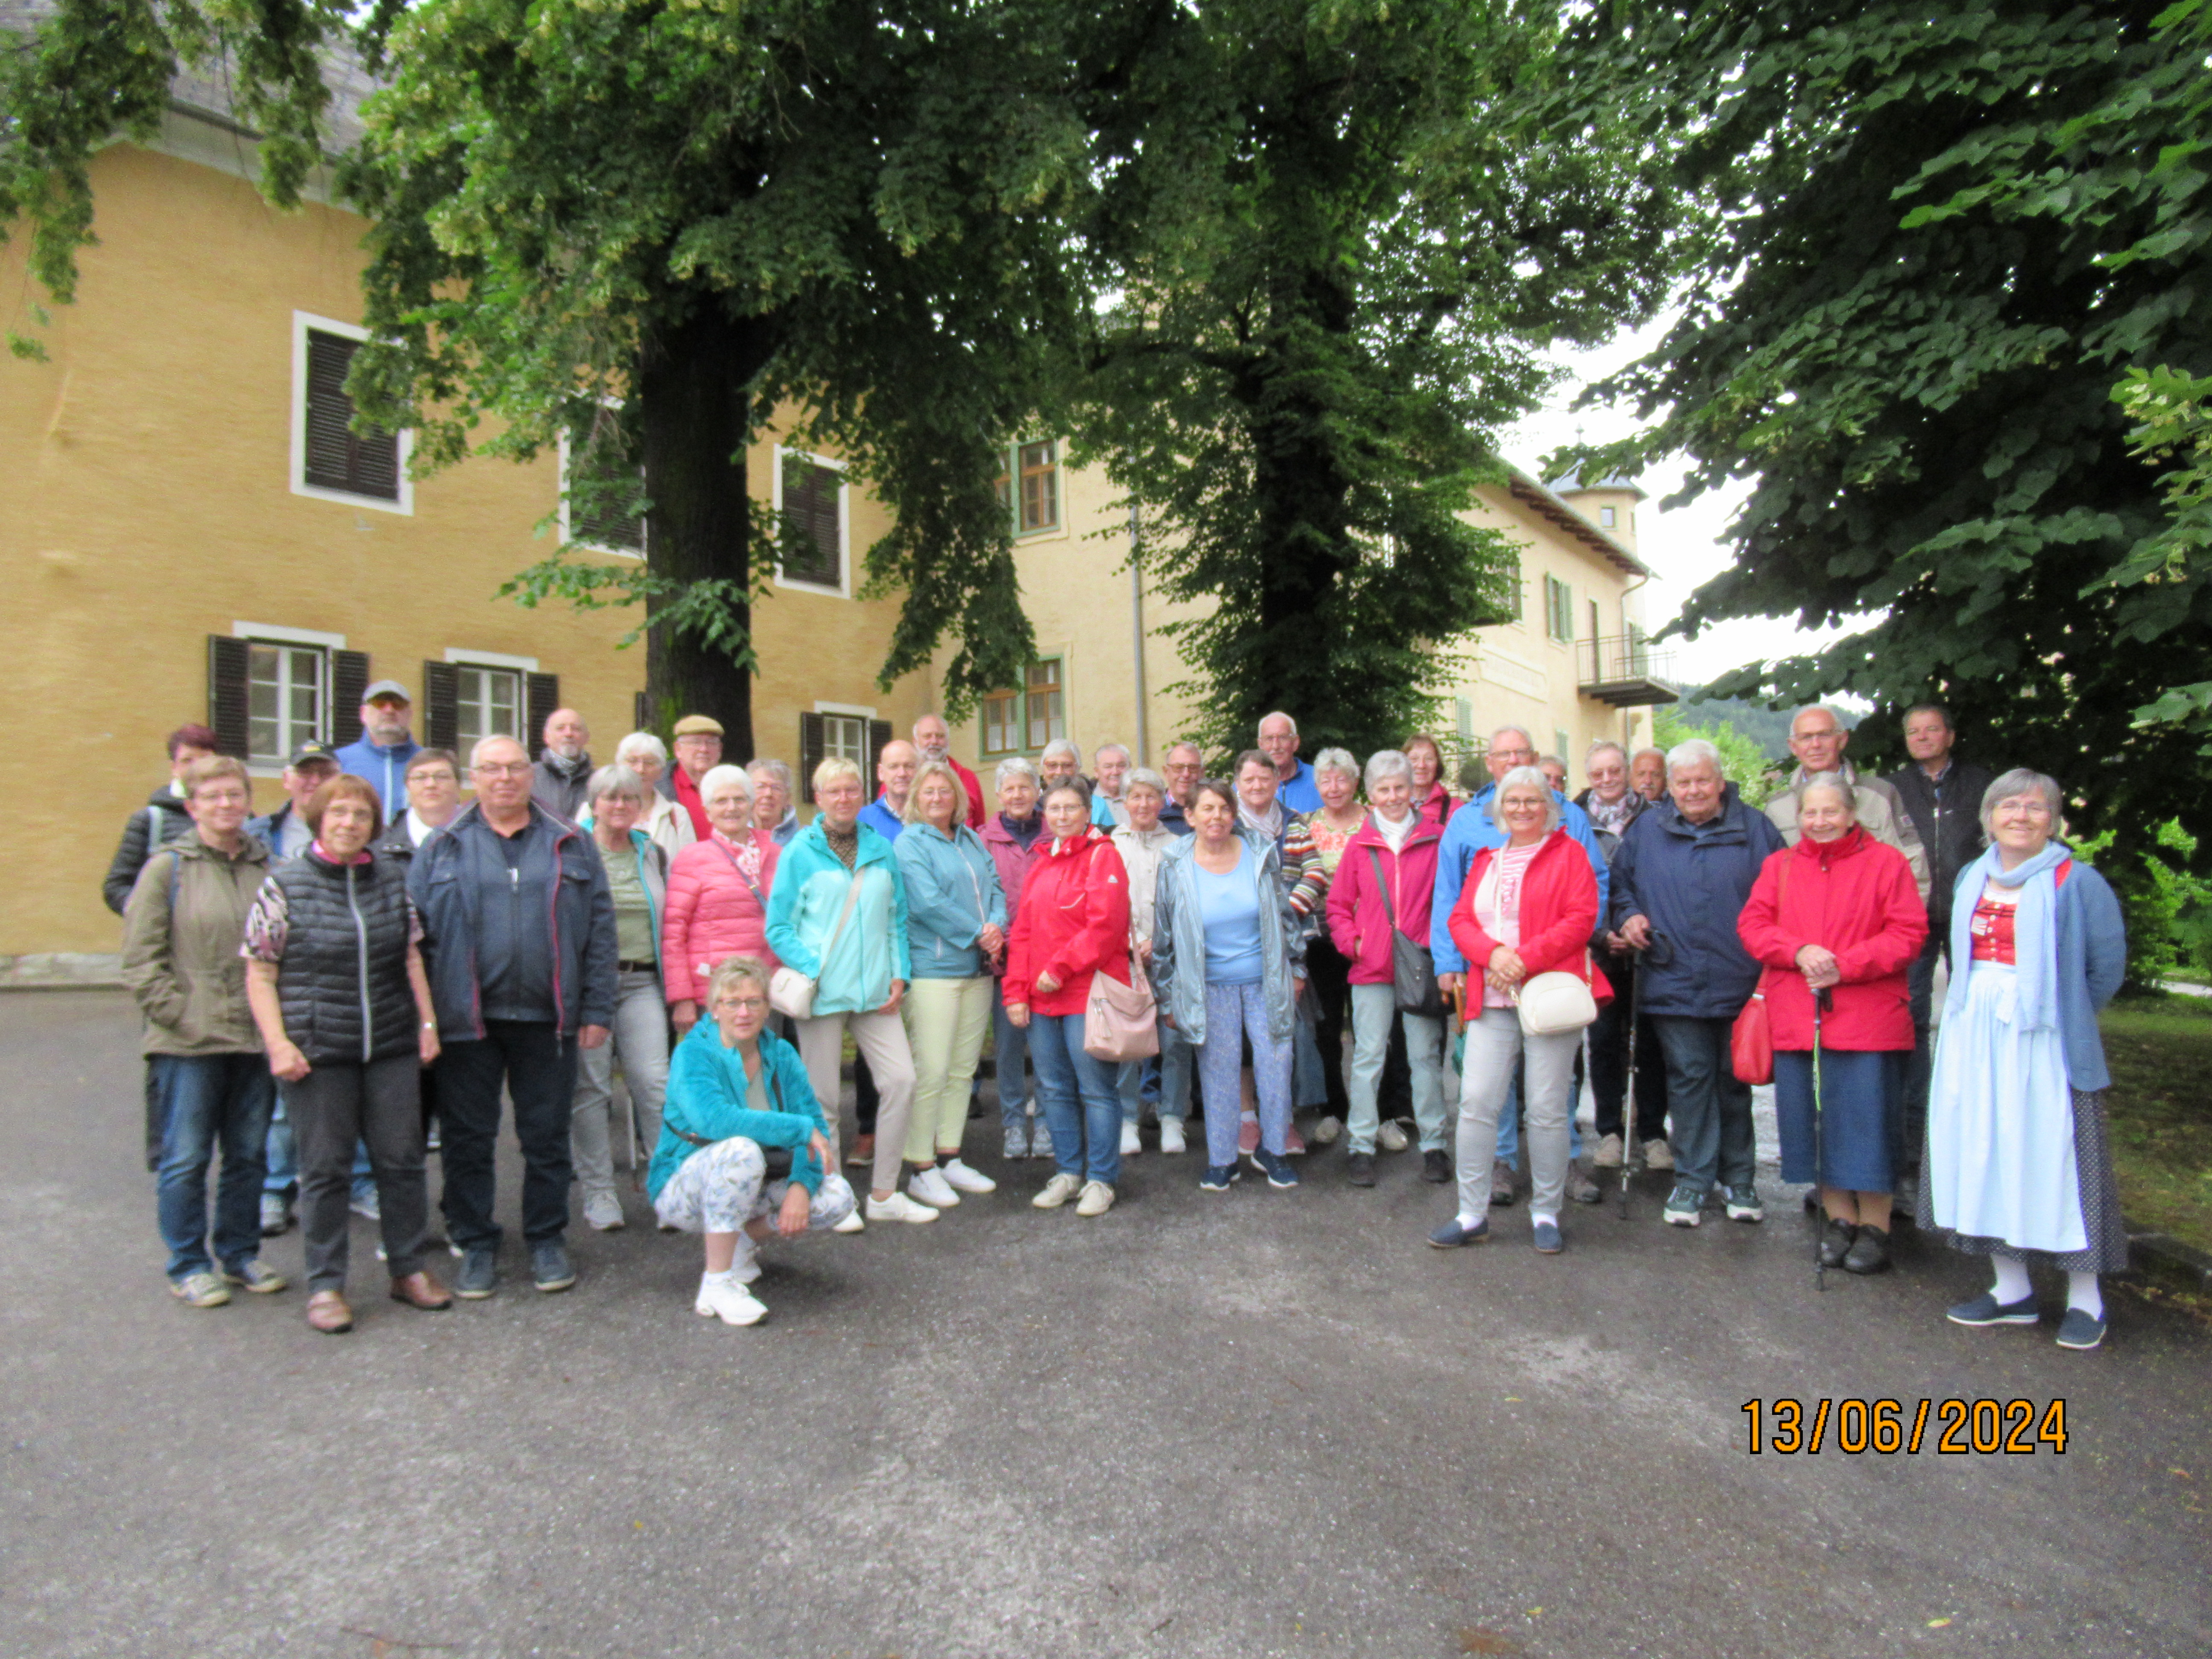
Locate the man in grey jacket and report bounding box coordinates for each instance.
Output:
[412,735,617,1298]
[531,708,595,822]
[1764,707,1931,902]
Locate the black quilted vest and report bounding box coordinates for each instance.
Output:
[271,849,419,1065]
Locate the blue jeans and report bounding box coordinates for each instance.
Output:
[264,1090,374,1202]
[1159,1022,1193,1121]
[152,1053,276,1280]
[1027,1011,1122,1184]
[992,978,1034,1130]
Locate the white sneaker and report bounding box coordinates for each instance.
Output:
[259,1193,291,1237]
[1376,1120,1410,1153]
[1032,1172,1083,1210]
[583,1190,626,1231]
[1643,1138,1676,1172]
[866,1190,940,1225]
[832,1209,866,1234]
[1076,1180,1116,1217]
[941,1158,997,1194]
[1593,1133,1624,1170]
[908,1165,960,1208]
[1120,1121,1143,1157]
[730,1240,763,1284]
[1158,1118,1187,1155]
[1312,1115,1344,1148]
[694,1276,767,1326]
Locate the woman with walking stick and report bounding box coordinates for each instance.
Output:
[1920,770,2128,1350]
[1738,774,1924,1275]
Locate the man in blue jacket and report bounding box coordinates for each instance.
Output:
[1258,712,1324,814]
[1427,726,1610,1200]
[1608,740,1786,1228]
[409,734,618,1298]
[335,680,424,820]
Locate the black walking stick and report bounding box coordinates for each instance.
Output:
[1618,953,1643,1220]
[1813,986,1832,1292]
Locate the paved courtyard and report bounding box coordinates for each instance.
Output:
[1,990,2206,1657]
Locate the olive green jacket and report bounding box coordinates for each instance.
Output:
[120,833,271,1056]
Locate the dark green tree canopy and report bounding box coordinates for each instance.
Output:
[1575,0,2212,842]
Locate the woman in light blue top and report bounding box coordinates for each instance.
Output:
[1150,778,1306,1192]
[894,760,1008,1208]
[763,756,934,1230]
[1921,769,2128,1351]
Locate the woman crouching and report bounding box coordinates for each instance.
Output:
[649,955,856,1326]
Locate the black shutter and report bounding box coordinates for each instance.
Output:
[634,690,655,735]
[779,454,843,586]
[870,719,892,772]
[422,661,460,753]
[525,672,561,754]
[329,650,369,743]
[569,422,647,553]
[207,635,251,759]
[303,330,400,502]
[799,711,826,803]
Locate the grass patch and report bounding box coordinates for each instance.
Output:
[2099,992,2212,1257]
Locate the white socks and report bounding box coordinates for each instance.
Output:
[1529,1211,1558,1229]
[1240,1109,1257,1124]
[1990,1257,2033,1305]
[2066,1270,2103,1319]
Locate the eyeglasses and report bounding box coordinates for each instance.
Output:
[713,995,769,1012]
[472,763,532,777]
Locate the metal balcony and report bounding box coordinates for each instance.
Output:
[1578,635,1679,707]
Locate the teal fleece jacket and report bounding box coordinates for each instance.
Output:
[648,1023,830,1201]
[763,821,912,1012]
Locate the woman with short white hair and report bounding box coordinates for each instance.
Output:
[981,755,1049,1155]
[1112,768,1184,1154]
[663,764,782,1036]
[1432,767,1608,1253]
[611,731,697,856]
[1920,770,2128,1350]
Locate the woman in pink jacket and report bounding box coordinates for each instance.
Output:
[663,765,782,1035]
[1325,750,1449,1189]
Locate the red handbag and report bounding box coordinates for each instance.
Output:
[1731,984,1773,1085]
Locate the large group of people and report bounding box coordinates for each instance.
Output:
[108,688,2128,1350]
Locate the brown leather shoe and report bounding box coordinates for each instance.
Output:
[388,1271,453,1311]
[306,1290,354,1333]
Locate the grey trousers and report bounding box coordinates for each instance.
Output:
[1348,983,1447,1154]
[289,1052,428,1289]
[795,1006,916,1195]
[571,969,670,1199]
[1454,1008,1578,1220]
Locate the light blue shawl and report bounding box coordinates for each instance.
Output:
[1945,841,2069,1030]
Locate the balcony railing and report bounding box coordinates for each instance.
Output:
[1577,634,1679,707]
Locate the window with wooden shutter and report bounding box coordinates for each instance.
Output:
[778,451,844,588]
[244,640,326,764]
[449,664,520,754]
[422,661,461,753]
[302,329,401,502]
[207,635,252,759]
[563,421,646,555]
[869,719,892,774]
[799,711,827,803]
[525,672,561,753]
[329,651,370,742]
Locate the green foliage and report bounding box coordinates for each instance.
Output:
[1677,693,1859,763]
[1651,706,1774,805]
[1064,0,1683,759]
[1569,0,2212,852]
[2073,818,2212,992]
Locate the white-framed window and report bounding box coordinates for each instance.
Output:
[774,446,849,594]
[1598,504,1617,529]
[443,648,538,756]
[290,312,412,514]
[559,415,646,557]
[231,622,345,766]
[822,713,870,769]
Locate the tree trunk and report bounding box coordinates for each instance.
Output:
[638,304,779,762]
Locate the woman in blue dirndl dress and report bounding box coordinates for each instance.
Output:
[1920,770,2128,1350]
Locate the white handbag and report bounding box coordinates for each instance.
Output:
[1517,968,1598,1037]
[769,867,866,1021]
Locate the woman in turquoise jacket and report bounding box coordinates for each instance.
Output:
[649,955,854,1326]
[763,755,935,1230]
[894,760,1009,1209]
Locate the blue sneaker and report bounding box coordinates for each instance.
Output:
[1199,1163,1240,1192]
[1252,1149,1299,1189]
[453,1247,498,1300]
[530,1239,576,1293]
[2055,1307,2107,1350]
[1947,1292,2039,1327]
[1662,1184,1703,1228]
[1531,1218,1563,1254]
[1428,1216,1489,1249]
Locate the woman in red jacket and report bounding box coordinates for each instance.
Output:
[1004,780,1134,1217]
[1433,769,1610,1254]
[1737,774,1927,1274]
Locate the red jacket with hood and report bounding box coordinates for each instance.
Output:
[1447,829,1611,1004]
[1326,813,1446,985]
[1004,827,1133,1017]
[1736,826,1925,1050]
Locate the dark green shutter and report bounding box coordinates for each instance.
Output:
[422,661,460,752]
[206,635,251,758]
[799,711,826,803]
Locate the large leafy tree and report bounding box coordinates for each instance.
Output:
[4,0,1086,755]
[1065,0,1680,760]
[1577,0,2212,847]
